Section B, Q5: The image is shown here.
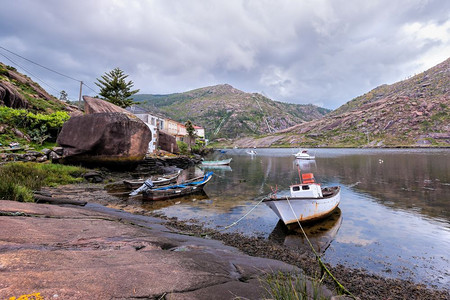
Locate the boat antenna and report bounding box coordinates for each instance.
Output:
[297,164,302,184]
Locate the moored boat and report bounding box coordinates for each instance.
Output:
[201,158,232,166]
[293,149,315,160]
[263,173,340,226]
[124,170,181,190]
[142,172,213,201]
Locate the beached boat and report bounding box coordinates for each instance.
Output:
[263,173,340,226]
[201,158,232,166]
[293,149,315,160]
[142,172,213,201]
[123,170,181,190]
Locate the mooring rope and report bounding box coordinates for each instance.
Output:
[285,197,356,298]
[199,196,267,236]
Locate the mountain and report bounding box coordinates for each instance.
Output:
[133,84,330,140]
[230,57,450,148]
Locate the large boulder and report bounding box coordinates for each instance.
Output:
[0,81,29,109]
[158,130,179,153]
[57,109,151,169]
[83,95,130,114]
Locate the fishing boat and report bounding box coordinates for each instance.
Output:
[263,173,340,226]
[123,170,181,190]
[246,150,257,155]
[142,172,213,201]
[201,158,232,166]
[293,149,315,160]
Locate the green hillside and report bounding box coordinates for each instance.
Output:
[134,84,330,140]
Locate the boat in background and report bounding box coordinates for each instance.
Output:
[263,172,340,227]
[293,149,315,160]
[201,158,232,166]
[142,172,214,201]
[246,150,257,155]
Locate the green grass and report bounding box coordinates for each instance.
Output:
[261,271,329,300]
[0,162,87,202]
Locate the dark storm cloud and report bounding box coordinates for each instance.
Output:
[0,0,449,108]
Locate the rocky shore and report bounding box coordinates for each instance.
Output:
[1,176,449,300]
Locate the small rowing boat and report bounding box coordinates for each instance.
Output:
[201,158,232,166]
[263,173,340,226]
[142,172,213,201]
[124,170,181,190]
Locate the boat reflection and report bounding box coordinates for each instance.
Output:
[200,165,232,171]
[268,208,342,254]
[294,158,317,170]
[141,190,210,210]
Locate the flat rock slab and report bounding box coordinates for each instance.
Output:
[0,201,303,299]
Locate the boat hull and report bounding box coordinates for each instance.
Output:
[123,171,180,189]
[201,158,232,166]
[264,186,340,225]
[142,173,213,201]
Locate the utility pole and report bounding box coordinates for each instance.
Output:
[78,81,83,110]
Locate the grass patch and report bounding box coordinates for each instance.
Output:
[261,271,329,300]
[0,162,87,202]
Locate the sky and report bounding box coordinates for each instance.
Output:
[0,0,449,109]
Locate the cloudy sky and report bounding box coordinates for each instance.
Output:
[0,0,449,109]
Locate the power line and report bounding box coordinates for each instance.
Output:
[0,45,81,82]
[0,52,61,94]
[0,45,99,98]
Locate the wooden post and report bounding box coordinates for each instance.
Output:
[78,81,83,110]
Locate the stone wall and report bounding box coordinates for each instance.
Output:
[0,147,63,163]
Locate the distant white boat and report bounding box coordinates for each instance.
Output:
[264,173,340,227]
[200,158,232,166]
[246,150,257,155]
[293,149,315,160]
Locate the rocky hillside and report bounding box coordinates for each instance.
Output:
[229,57,450,148]
[134,84,330,140]
[0,62,77,113]
[0,62,79,150]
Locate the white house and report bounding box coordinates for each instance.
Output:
[127,105,165,153]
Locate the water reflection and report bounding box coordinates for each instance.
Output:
[115,148,449,288]
[141,191,210,210]
[200,165,233,171]
[269,208,342,254]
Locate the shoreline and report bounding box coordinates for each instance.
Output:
[38,179,449,300]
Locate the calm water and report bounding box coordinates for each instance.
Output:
[138,148,450,288]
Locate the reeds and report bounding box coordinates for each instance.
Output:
[261,271,329,300]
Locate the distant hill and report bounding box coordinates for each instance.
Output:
[229,57,450,148]
[134,84,330,140]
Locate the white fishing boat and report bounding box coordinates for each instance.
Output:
[246,150,257,155]
[293,149,315,160]
[263,173,340,226]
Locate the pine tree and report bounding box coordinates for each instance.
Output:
[95,67,139,108]
[185,120,196,146]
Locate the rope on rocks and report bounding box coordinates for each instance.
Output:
[285,197,356,299]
